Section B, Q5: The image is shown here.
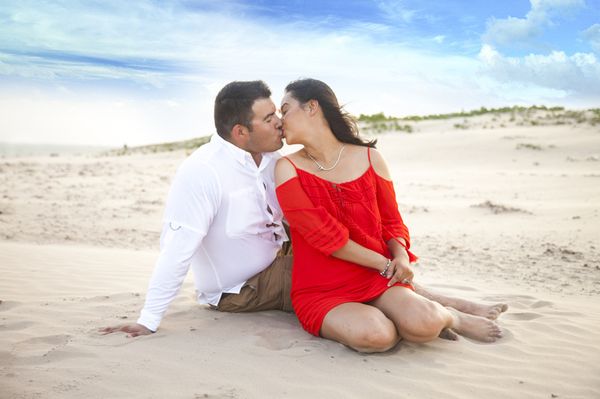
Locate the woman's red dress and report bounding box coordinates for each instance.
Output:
[275,149,417,336]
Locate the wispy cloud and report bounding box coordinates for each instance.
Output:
[583,23,600,52]
[483,0,585,47]
[375,0,418,23]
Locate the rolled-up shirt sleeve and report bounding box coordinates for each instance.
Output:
[137,162,221,332]
[275,177,349,256]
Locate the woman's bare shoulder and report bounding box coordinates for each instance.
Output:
[275,152,300,186]
[367,147,393,180]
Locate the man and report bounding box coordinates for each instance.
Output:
[101,81,291,337]
[101,80,505,338]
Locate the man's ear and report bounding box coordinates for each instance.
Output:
[229,124,249,145]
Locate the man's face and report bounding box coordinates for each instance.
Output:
[245,98,283,155]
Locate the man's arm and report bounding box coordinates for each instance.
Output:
[99,224,207,336]
[100,161,221,336]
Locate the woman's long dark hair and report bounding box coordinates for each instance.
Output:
[285,79,377,148]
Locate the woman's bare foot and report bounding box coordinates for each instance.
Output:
[447,308,503,343]
[453,300,508,320]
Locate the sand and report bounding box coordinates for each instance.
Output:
[1,120,599,398]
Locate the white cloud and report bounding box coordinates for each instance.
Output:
[583,23,600,53]
[483,0,585,46]
[478,44,600,96]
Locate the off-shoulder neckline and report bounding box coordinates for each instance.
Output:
[276,163,394,192]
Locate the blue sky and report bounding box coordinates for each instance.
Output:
[1,0,599,146]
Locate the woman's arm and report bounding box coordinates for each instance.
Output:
[371,148,416,285]
[330,240,389,272]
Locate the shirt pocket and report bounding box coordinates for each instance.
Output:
[226,186,265,237]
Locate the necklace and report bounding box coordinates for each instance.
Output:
[305,144,346,171]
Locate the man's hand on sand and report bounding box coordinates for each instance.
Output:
[99,323,153,338]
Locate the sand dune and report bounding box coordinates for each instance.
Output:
[1,121,599,398]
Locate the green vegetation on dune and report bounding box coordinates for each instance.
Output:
[358,105,566,123]
[401,105,566,121]
[356,113,414,133]
[357,105,600,134]
[357,112,395,123]
[591,108,600,125]
[105,136,211,156]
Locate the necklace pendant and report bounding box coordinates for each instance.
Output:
[306,144,345,172]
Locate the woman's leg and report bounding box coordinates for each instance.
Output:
[370,287,503,343]
[412,282,508,320]
[320,302,400,353]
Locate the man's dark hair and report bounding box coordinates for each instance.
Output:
[214,80,271,139]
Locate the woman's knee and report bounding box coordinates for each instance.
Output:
[352,317,399,353]
[321,303,400,352]
[400,301,448,342]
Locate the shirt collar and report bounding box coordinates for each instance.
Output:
[211,133,276,171]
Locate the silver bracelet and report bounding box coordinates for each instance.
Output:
[379,258,392,277]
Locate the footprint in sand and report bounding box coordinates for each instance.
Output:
[429,283,478,292]
[530,300,553,309]
[12,334,71,358]
[194,387,241,399]
[254,334,296,351]
[514,299,554,310]
[0,300,22,311]
[544,310,584,317]
[485,295,552,311]
[12,334,96,365]
[254,333,325,354]
[0,320,35,331]
[503,312,543,321]
[483,294,536,302]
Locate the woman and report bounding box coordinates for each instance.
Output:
[275,79,502,352]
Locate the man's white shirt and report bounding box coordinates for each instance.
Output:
[137,134,288,332]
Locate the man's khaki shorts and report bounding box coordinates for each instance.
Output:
[215,241,293,313]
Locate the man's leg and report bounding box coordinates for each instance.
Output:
[412,282,508,320]
[215,254,293,313]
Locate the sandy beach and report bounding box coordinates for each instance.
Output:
[1,118,599,398]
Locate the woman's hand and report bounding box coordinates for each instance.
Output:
[385,250,413,287]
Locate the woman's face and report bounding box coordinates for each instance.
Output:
[280,91,309,145]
